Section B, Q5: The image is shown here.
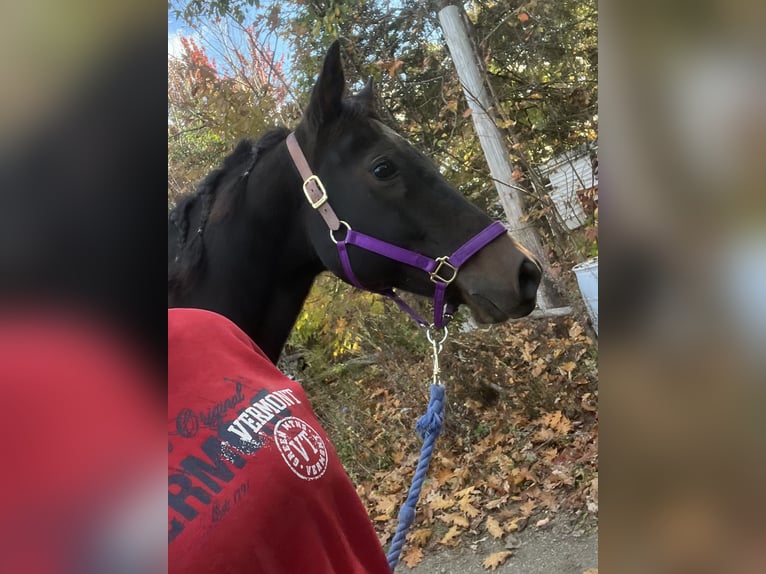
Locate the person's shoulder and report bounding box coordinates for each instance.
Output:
[168,308,268,360]
[168,307,235,331]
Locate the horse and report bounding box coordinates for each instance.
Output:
[167,41,542,573]
[168,41,541,364]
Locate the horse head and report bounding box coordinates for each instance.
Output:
[291,41,541,324]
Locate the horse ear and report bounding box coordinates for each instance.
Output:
[356,76,376,112]
[305,40,345,127]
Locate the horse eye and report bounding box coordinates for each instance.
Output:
[371,160,397,180]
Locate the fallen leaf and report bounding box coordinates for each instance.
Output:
[486,516,504,538]
[463,108,472,118]
[439,512,470,527]
[531,427,555,443]
[459,497,481,518]
[560,361,577,374]
[374,495,399,516]
[482,550,513,570]
[518,12,530,23]
[435,467,455,485]
[402,546,423,568]
[543,448,559,463]
[540,410,573,435]
[440,525,462,546]
[519,500,537,517]
[511,466,537,485]
[541,410,562,428]
[429,494,455,511]
[408,528,432,547]
[486,474,505,491]
[555,416,573,435]
[455,486,476,499]
[535,517,550,528]
[485,496,508,510]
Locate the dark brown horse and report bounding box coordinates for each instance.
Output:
[168,41,541,363]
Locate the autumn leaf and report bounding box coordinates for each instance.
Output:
[455,486,476,499]
[486,516,504,538]
[408,528,432,547]
[439,512,470,527]
[462,108,472,118]
[540,410,562,428]
[485,496,508,510]
[569,322,584,339]
[531,427,555,443]
[560,361,577,374]
[518,12,530,23]
[519,500,537,517]
[374,495,399,516]
[511,466,536,486]
[543,448,559,463]
[429,494,455,511]
[402,546,424,568]
[482,550,513,570]
[459,497,481,518]
[486,473,506,491]
[435,467,455,485]
[540,410,573,435]
[386,59,404,77]
[440,525,462,546]
[556,417,573,435]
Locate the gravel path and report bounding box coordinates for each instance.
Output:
[404,513,597,574]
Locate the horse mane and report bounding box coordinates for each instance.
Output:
[168,127,290,296]
[168,96,376,298]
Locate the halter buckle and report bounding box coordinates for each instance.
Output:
[303,175,328,209]
[430,256,458,284]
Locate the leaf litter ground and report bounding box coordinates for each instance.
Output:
[282,313,598,570]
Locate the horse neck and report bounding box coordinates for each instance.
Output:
[198,141,323,363]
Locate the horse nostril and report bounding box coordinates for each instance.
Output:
[518,258,542,299]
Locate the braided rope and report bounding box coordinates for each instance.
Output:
[386,384,445,571]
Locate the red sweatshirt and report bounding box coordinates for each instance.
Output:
[0,308,164,574]
[168,308,391,574]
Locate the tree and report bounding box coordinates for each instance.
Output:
[168,21,292,204]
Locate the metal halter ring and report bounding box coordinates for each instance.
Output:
[429,256,458,284]
[330,220,352,244]
[426,325,448,347]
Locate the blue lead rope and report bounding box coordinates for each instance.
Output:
[385,383,446,571]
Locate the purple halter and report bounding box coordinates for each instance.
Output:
[286,132,507,330]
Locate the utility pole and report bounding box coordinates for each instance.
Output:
[438,3,561,311]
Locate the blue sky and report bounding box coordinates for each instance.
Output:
[167,14,190,58]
